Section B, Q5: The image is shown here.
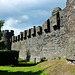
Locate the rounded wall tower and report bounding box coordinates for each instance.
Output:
[2,30,14,50]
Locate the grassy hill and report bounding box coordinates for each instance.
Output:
[0,59,75,75]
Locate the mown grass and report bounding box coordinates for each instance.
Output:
[0,59,75,75]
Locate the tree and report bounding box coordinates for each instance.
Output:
[0,20,6,50]
[0,20,5,40]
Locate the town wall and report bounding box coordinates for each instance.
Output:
[66,0,75,63]
[2,0,75,63]
[11,7,68,62]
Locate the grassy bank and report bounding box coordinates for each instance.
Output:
[0,59,75,75]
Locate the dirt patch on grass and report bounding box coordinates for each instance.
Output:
[45,59,75,75]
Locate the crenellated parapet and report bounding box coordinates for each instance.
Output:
[50,8,61,31]
[42,19,50,33]
[36,26,42,35]
[11,6,68,44]
[31,26,36,37]
[11,7,64,43]
[3,30,14,40]
[27,29,31,38]
[23,30,27,40]
[52,7,61,16]
[17,35,20,41]
[20,32,23,40]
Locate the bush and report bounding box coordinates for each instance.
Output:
[58,57,61,59]
[54,58,56,60]
[41,57,47,62]
[0,50,19,65]
[0,41,6,50]
[18,58,27,62]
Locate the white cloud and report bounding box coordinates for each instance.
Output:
[0,0,37,10]
[0,0,66,35]
[0,0,50,5]
[0,0,66,13]
[2,18,22,35]
[0,0,66,10]
[21,15,29,20]
[2,24,23,36]
[4,18,20,26]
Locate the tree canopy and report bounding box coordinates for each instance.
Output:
[0,20,5,39]
[0,20,6,50]
[0,20,4,28]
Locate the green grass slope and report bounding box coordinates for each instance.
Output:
[0,59,75,75]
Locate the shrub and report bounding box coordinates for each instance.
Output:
[70,50,72,53]
[41,57,47,62]
[54,58,56,60]
[58,57,61,59]
[0,41,6,50]
[0,50,19,65]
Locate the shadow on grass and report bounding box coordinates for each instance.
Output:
[0,64,51,75]
[15,63,37,67]
[0,70,44,75]
[0,62,37,67]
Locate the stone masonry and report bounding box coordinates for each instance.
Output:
[66,0,75,63]
[2,0,75,63]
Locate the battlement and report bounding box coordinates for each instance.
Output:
[52,7,61,16]
[23,30,27,40]
[3,30,14,39]
[20,32,23,40]
[31,26,36,37]
[36,26,42,35]
[42,19,50,33]
[11,7,63,43]
[3,30,14,34]
[5,30,9,33]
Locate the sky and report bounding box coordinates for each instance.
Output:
[0,0,66,35]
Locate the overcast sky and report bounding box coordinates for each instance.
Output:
[1,0,66,35]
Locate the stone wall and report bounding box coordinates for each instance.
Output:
[1,0,74,63]
[66,0,75,63]
[11,7,68,62]
[0,0,74,63]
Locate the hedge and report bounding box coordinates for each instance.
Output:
[0,50,19,65]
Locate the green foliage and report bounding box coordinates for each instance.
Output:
[0,20,5,36]
[40,57,48,62]
[18,58,27,62]
[0,50,19,65]
[0,50,19,53]
[0,20,5,50]
[58,57,61,59]
[18,58,37,66]
[0,20,5,28]
[0,41,6,50]
[70,50,72,53]
[0,59,75,75]
[54,58,56,60]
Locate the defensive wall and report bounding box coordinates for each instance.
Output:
[66,0,75,63]
[11,7,68,62]
[2,0,75,63]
